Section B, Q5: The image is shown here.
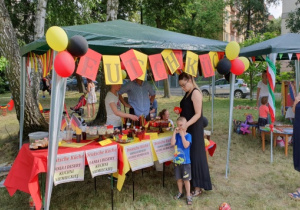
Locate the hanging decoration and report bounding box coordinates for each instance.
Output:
[184,51,198,77]
[67,35,89,57]
[133,50,148,81]
[238,57,250,71]
[103,55,123,85]
[161,49,180,74]
[199,54,214,78]
[230,58,245,76]
[216,58,231,75]
[53,51,75,77]
[225,41,240,60]
[45,26,68,52]
[172,50,183,70]
[148,54,168,81]
[209,51,219,71]
[120,49,143,81]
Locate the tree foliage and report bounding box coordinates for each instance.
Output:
[286,0,300,33]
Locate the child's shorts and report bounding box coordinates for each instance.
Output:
[174,163,191,181]
[258,117,268,127]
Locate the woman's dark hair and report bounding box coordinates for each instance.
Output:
[87,78,92,83]
[178,72,200,90]
[158,109,167,119]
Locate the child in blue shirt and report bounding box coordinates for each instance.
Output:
[171,116,192,205]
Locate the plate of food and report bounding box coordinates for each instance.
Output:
[29,138,49,150]
[115,137,134,144]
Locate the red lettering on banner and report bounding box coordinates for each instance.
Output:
[149,54,168,81]
[173,50,183,70]
[120,49,143,81]
[199,54,214,78]
[76,49,102,81]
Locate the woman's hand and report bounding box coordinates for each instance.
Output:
[130,115,139,121]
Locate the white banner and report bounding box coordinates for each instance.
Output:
[152,136,174,164]
[53,151,85,186]
[125,141,153,171]
[85,144,118,178]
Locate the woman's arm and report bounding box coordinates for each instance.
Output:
[109,102,138,121]
[87,83,91,93]
[185,90,202,129]
[256,87,261,107]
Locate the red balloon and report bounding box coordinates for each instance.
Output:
[54,51,75,77]
[230,58,245,76]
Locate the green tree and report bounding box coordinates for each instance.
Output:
[286,0,300,32]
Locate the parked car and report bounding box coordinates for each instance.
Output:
[200,78,250,98]
[66,77,98,91]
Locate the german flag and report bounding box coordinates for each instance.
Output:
[61,116,67,131]
[70,115,81,131]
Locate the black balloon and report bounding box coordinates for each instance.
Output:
[216,58,231,75]
[203,116,208,128]
[67,35,88,57]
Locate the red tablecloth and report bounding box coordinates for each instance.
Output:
[206,140,217,157]
[4,140,123,210]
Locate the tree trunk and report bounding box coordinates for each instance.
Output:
[163,78,171,98]
[0,2,48,140]
[246,2,251,39]
[75,74,85,93]
[106,0,119,21]
[34,0,47,40]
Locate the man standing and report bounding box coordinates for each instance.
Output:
[119,79,156,120]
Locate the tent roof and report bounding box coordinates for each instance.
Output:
[240,33,300,60]
[21,20,227,56]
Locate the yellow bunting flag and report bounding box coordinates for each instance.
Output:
[103,55,123,85]
[184,51,198,77]
[208,51,219,71]
[133,50,148,81]
[161,49,180,74]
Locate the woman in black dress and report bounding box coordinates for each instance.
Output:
[289,93,300,200]
[177,72,212,196]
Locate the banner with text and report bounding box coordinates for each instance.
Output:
[199,54,215,78]
[54,151,85,186]
[77,48,102,81]
[148,54,168,81]
[161,49,180,74]
[120,49,143,81]
[133,50,148,81]
[103,55,123,84]
[85,145,118,178]
[152,136,174,164]
[185,51,198,77]
[125,141,153,171]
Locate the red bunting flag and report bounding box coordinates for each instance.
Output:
[148,54,168,81]
[77,48,102,81]
[199,54,214,78]
[120,49,143,81]
[217,52,225,60]
[296,53,300,61]
[172,50,183,70]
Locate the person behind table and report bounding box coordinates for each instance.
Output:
[171,116,192,205]
[158,109,174,130]
[288,93,300,200]
[105,84,139,129]
[256,70,268,108]
[41,76,51,98]
[86,78,97,118]
[118,78,156,121]
[258,96,269,127]
[176,72,212,197]
[149,95,158,119]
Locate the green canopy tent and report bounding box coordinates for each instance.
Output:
[19,20,227,210]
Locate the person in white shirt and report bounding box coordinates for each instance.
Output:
[105,84,139,128]
[256,70,269,108]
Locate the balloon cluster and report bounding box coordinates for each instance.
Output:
[216,41,249,76]
[45,26,89,77]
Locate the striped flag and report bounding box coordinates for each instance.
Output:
[265,54,277,131]
[70,115,81,131]
[61,116,67,131]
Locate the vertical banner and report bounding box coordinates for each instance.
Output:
[173,50,183,70]
[103,55,123,85]
[152,136,174,164]
[53,151,85,186]
[148,54,168,81]
[209,51,219,71]
[86,145,118,178]
[77,48,102,81]
[133,50,148,81]
[184,51,198,77]
[161,49,180,74]
[199,54,215,78]
[125,141,153,171]
[120,49,143,81]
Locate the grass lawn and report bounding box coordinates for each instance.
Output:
[0,91,300,209]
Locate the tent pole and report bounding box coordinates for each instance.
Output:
[295,60,299,94]
[44,52,67,210]
[225,73,235,178]
[19,56,26,150]
[211,75,215,133]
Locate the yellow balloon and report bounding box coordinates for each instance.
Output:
[238,57,250,71]
[225,41,240,60]
[122,70,127,79]
[46,26,68,51]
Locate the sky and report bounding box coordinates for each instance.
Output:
[268,1,282,19]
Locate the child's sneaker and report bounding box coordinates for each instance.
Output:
[174,192,184,200]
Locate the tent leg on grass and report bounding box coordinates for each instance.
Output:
[110,174,113,210]
[162,163,165,188]
[132,170,135,201]
[211,75,215,133]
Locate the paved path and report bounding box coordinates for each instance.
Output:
[156,88,281,99]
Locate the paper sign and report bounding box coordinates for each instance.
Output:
[54,151,85,186]
[148,54,168,81]
[133,50,148,81]
[184,51,198,77]
[152,136,174,163]
[125,141,153,171]
[209,51,219,71]
[120,49,143,81]
[161,49,180,74]
[173,50,183,70]
[99,139,113,146]
[199,54,215,78]
[86,145,118,178]
[77,48,102,81]
[103,55,123,84]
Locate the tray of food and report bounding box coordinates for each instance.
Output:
[29,138,49,150]
[115,137,134,144]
